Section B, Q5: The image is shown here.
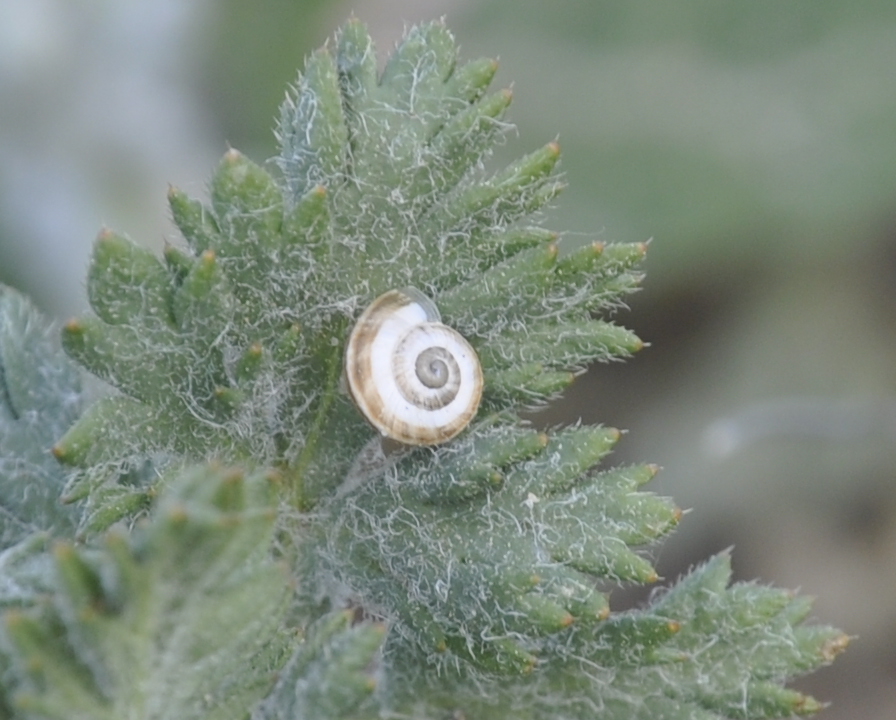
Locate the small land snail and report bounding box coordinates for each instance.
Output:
[344,288,483,445]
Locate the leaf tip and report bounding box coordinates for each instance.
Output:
[51,541,75,562]
[96,227,116,243]
[222,147,243,164]
[63,318,84,334]
[821,633,851,663]
[167,503,189,524]
[793,693,827,716]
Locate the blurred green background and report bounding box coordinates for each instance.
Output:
[1,1,894,716]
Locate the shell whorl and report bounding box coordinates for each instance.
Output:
[344,288,483,445]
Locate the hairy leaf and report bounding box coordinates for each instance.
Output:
[2,465,291,720]
[0,286,81,548]
[42,19,847,720]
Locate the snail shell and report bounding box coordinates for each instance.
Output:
[344,288,483,445]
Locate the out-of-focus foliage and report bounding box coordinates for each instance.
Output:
[0,286,81,548]
[2,464,379,720]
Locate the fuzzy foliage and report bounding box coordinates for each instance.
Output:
[0,286,81,550]
[314,425,677,673]
[0,464,376,720]
[54,20,643,527]
[388,552,847,719]
[39,18,847,720]
[0,459,382,720]
[254,610,384,720]
[0,286,86,718]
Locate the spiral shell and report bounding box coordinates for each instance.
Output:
[344,288,483,445]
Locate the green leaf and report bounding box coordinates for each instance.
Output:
[42,18,847,720]
[2,465,291,720]
[0,286,81,548]
[256,611,385,720]
[382,554,848,720]
[312,423,672,672]
[0,533,55,609]
[209,151,284,278]
[87,229,174,326]
[56,18,645,524]
[168,186,221,255]
[276,48,348,201]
